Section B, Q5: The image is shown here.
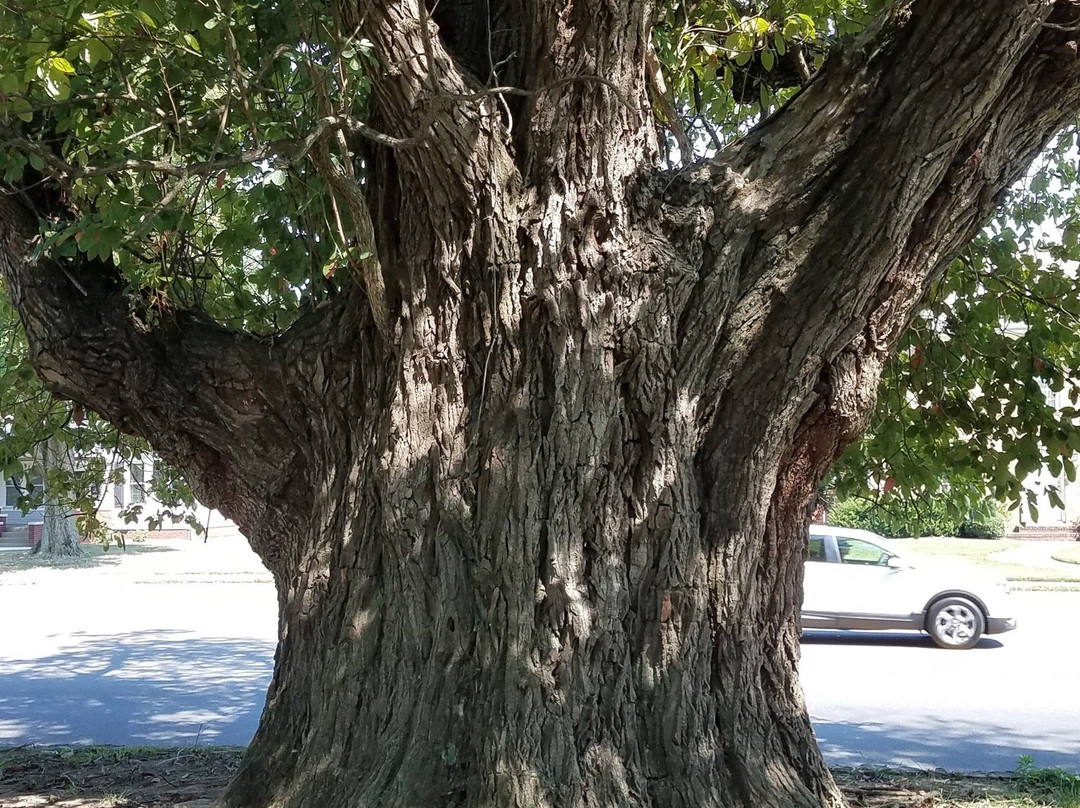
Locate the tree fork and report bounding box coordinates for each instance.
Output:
[3,2,1080,808]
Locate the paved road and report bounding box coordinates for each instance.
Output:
[801,590,1080,772]
[0,541,277,747]
[1,541,1077,773]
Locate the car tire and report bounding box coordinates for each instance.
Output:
[926,596,985,650]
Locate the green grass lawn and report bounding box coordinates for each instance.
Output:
[0,541,167,573]
[886,537,1080,589]
[1051,544,1080,566]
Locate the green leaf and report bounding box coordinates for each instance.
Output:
[39,64,72,100]
[80,38,113,67]
[50,56,76,75]
[761,48,775,71]
[3,96,33,122]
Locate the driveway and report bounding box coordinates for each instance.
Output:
[1,539,1077,773]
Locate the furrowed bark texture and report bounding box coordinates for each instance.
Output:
[33,437,82,558]
[3,2,1080,807]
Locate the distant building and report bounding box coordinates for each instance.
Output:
[0,454,240,549]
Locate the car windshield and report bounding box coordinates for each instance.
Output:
[836,537,893,566]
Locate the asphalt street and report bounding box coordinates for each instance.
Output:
[801,589,1080,773]
[0,539,1077,773]
[0,541,276,747]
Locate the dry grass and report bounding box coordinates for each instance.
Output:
[1,747,1078,808]
[834,766,1079,807]
[0,746,242,807]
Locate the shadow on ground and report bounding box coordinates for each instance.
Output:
[811,714,1080,773]
[0,630,274,746]
[801,630,1004,650]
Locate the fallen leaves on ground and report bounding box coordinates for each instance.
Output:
[0,748,1065,807]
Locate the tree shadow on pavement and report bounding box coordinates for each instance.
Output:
[0,630,275,747]
[812,715,1080,774]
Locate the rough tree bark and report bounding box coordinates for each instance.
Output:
[31,436,82,558]
[3,2,1080,806]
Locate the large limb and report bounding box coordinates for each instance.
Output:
[669,0,1080,515]
[624,1,1080,799]
[0,188,364,581]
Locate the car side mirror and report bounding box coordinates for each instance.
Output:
[886,556,905,569]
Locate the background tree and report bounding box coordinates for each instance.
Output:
[2,2,1080,808]
[31,435,81,557]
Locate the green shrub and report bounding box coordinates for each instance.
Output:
[956,502,1007,539]
[827,498,896,535]
[827,497,957,538]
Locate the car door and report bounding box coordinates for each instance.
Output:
[803,533,914,625]
[801,533,838,628]
[827,536,912,620]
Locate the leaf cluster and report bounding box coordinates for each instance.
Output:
[651,0,889,158]
[830,129,1080,526]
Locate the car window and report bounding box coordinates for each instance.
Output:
[807,537,827,562]
[837,538,891,566]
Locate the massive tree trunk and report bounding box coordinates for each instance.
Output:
[3,1,1080,806]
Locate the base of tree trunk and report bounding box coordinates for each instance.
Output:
[218,580,845,808]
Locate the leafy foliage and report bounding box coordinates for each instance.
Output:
[827,496,1006,539]
[0,0,365,329]
[830,130,1080,526]
[650,0,890,159]
[0,0,372,523]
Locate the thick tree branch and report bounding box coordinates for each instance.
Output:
[654,0,1080,575]
[0,187,362,579]
[520,0,657,190]
[338,1,510,210]
[671,0,1080,451]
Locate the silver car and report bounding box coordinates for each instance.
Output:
[802,525,1017,649]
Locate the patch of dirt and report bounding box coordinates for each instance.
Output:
[833,767,1053,807]
[0,748,1052,808]
[0,747,243,807]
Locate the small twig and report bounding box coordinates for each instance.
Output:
[646,48,694,163]
[60,266,89,297]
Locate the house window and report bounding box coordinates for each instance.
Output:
[114,469,125,509]
[5,474,42,510]
[131,462,145,505]
[73,469,100,500]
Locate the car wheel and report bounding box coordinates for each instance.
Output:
[926,596,985,650]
